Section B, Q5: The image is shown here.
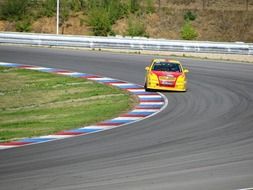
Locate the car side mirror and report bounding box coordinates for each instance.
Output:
[183,68,189,73]
[145,67,150,71]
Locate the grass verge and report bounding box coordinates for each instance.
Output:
[0,66,135,142]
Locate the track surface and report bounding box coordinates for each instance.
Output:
[0,46,253,190]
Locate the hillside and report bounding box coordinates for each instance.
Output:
[0,0,253,42]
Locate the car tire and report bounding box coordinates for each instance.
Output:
[144,82,150,92]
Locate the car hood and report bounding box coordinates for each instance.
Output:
[151,71,182,78]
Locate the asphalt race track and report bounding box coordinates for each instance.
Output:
[0,45,253,190]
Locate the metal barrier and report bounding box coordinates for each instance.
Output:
[0,32,252,55]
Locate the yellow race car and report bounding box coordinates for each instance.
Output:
[144,59,189,92]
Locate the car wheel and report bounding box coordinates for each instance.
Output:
[144,82,150,92]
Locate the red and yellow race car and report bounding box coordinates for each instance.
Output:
[144,59,189,92]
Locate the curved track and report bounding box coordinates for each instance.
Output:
[0,46,253,190]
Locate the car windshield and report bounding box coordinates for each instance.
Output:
[152,62,181,72]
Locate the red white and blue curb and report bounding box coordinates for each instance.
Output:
[0,62,168,150]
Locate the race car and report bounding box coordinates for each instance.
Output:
[144,59,189,92]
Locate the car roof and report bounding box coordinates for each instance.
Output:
[153,59,181,64]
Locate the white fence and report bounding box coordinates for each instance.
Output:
[0,32,252,55]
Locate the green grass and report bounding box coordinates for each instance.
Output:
[0,67,135,142]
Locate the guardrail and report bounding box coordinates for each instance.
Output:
[0,32,252,55]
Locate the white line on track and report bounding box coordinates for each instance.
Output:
[0,145,17,149]
[111,117,144,121]
[132,109,159,112]
[139,102,164,105]
[88,77,115,81]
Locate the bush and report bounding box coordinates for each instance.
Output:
[180,21,198,40]
[40,0,56,17]
[0,0,30,21]
[87,8,112,36]
[184,11,197,21]
[127,18,148,37]
[69,0,82,12]
[16,20,31,32]
[59,0,71,26]
[86,0,128,36]
[128,0,140,13]
[145,0,155,14]
[39,0,83,18]
[106,1,128,24]
[40,0,72,26]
